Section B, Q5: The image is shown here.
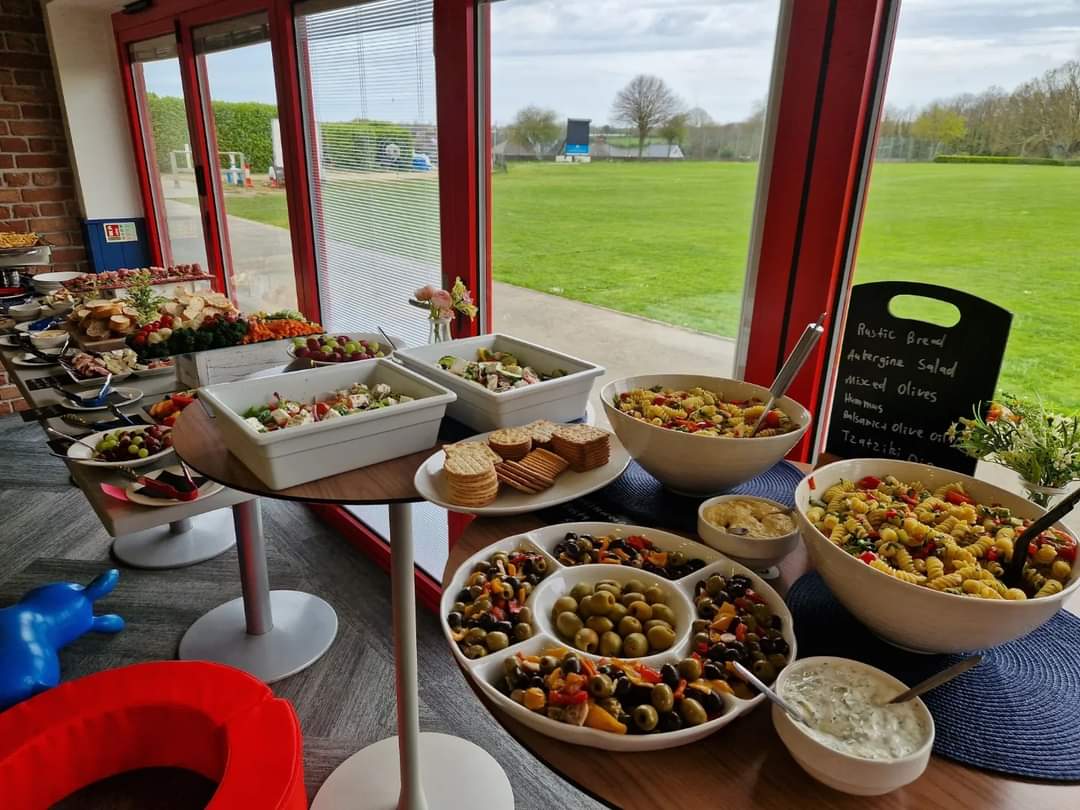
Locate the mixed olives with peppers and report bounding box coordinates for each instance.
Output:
[446,548,550,659]
[550,578,678,657]
[500,648,728,735]
[553,532,709,580]
[691,573,790,696]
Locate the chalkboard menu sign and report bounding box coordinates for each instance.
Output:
[825,281,1012,473]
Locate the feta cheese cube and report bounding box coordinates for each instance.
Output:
[349,393,370,410]
[372,383,391,399]
[270,408,290,426]
[245,416,267,433]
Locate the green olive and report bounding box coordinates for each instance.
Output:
[606,602,628,623]
[644,585,665,605]
[595,582,622,597]
[628,601,653,621]
[503,657,520,676]
[669,551,688,567]
[468,584,484,599]
[556,611,584,639]
[752,603,773,626]
[539,655,560,674]
[599,631,623,657]
[651,604,677,626]
[578,537,594,552]
[463,644,486,659]
[491,551,509,565]
[598,697,623,717]
[590,590,616,615]
[624,579,646,597]
[705,575,726,596]
[576,595,594,618]
[574,627,599,653]
[513,623,533,641]
[464,627,487,643]
[552,596,578,617]
[620,591,646,607]
[467,572,486,586]
[452,601,467,613]
[632,704,659,732]
[767,653,788,670]
[569,582,594,601]
[586,615,614,635]
[692,632,711,650]
[651,683,674,712]
[752,659,777,683]
[678,657,703,681]
[492,582,513,600]
[647,624,676,652]
[679,697,708,727]
[621,632,648,658]
[588,673,615,698]
[473,597,492,613]
[691,618,710,634]
[516,607,532,624]
[485,631,509,651]
[644,619,673,635]
[617,616,643,636]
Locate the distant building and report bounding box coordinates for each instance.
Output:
[590,141,684,159]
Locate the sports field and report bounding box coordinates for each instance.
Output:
[216,160,1080,409]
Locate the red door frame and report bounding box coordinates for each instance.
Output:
[741,0,893,462]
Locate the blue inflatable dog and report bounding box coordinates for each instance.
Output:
[0,569,124,710]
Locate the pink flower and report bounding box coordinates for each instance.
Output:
[414,284,437,302]
[431,289,453,311]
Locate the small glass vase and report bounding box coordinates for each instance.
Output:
[428,316,453,344]
[1022,481,1067,509]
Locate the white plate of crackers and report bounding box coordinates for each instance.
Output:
[413,420,631,516]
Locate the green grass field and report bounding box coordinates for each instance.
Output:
[215,161,1080,409]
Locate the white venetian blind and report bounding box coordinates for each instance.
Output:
[295,0,441,344]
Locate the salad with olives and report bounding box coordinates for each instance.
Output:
[437,348,566,393]
[500,648,727,735]
[446,547,551,659]
[553,531,708,580]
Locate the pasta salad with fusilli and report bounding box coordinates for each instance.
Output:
[807,474,1076,599]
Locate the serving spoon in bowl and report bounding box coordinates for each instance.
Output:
[750,313,827,436]
[731,661,811,725]
[886,655,983,704]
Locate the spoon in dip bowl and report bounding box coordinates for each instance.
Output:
[885,654,983,704]
[732,661,810,725]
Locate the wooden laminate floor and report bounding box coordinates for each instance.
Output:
[0,416,600,809]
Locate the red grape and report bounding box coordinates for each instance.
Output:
[350,352,364,361]
[307,338,320,351]
[295,347,309,358]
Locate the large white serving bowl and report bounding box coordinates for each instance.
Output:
[601,374,811,494]
[772,657,934,795]
[795,458,1080,653]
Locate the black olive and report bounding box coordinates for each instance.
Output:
[723,648,741,662]
[660,663,679,687]
[697,602,715,619]
[456,588,471,604]
[529,675,546,690]
[715,590,731,604]
[694,581,707,595]
[688,558,706,572]
[614,676,632,697]
[503,576,519,591]
[617,713,633,729]
[627,683,654,706]
[658,711,683,732]
[446,612,462,630]
[494,620,514,635]
[760,638,776,654]
[565,532,579,541]
[706,643,727,661]
[561,655,581,675]
[703,662,724,680]
[773,638,791,656]
[565,539,580,556]
[701,690,724,716]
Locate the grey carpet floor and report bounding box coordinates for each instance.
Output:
[0,415,601,809]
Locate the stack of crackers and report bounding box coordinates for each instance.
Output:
[442,420,613,507]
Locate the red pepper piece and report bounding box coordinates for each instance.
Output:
[735,623,747,643]
[858,475,882,489]
[635,664,662,684]
[549,689,589,706]
[673,679,687,700]
[764,410,781,428]
[945,490,975,505]
[859,550,877,564]
[626,535,651,551]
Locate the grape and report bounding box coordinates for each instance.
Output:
[344,342,360,354]
[306,338,320,351]
[350,352,364,361]
[293,337,305,347]
[295,347,309,358]
[138,448,149,458]
[311,351,326,362]
[337,336,348,345]
[128,445,140,456]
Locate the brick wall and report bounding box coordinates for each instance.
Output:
[0,0,84,414]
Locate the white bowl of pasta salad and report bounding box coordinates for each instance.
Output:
[795,458,1080,653]
[601,374,811,495]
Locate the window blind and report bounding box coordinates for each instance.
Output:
[193,13,270,55]
[295,0,441,344]
[129,34,177,63]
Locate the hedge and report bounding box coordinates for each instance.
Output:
[934,154,1080,166]
[146,94,416,174]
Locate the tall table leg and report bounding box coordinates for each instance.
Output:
[178,498,338,683]
[312,503,512,810]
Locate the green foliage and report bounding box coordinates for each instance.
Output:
[508,106,560,158]
[911,106,967,149]
[145,93,278,172]
[145,94,188,172]
[934,154,1080,166]
[318,120,415,170]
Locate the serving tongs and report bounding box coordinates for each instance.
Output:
[117,464,200,502]
[1004,486,1080,588]
[750,313,827,436]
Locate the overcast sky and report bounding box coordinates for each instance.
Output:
[143,0,1080,127]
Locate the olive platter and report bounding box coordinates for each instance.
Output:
[441,522,798,752]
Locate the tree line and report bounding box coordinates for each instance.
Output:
[880,59,1080,160]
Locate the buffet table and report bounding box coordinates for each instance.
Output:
[446,515,1080,810]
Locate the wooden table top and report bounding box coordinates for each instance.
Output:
[171,400,437,505]
[445,516,1079,810]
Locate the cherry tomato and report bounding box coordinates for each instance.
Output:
[764,410,781,428]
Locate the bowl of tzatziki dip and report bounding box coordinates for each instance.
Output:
[771,656,934,795]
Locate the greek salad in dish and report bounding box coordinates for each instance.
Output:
[438,348,567,393]
[240,382,414,432]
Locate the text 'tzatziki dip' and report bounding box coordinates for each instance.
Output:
[780,661,930,760]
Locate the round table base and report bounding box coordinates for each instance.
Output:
[112,509,236,569]
[311,732,513,810]
[179,590,337,683]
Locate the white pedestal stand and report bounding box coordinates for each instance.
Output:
[179,498,338,684]
[112,508,236,569]
[312,503,512,810]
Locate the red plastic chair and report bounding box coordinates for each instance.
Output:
[0,660,306,809]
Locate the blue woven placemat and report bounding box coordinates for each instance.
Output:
[542,459,805,533]
[787,572,1080,781]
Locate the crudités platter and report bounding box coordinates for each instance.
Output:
[441,522,797,751]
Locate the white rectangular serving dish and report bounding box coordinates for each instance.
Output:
[199,358,456,490]
[394,333,603,432]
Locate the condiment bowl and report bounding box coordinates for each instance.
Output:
[697,494,800,571]
[9,301,41,322]
[30,329,68,349]
[772,656,934,795]
[795,458,1080,653]
[601,374,811,494]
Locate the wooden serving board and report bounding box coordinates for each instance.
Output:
[65,323,128,353]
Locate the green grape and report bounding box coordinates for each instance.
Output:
[138,448,149,458]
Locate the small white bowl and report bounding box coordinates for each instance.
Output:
[9,301,41,321]
[42,299,73,317]
[772,657,934,795]
[698,494,800,573]
[30,329,68,349]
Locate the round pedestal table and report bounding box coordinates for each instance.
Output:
[172,403,512,810]
[446,514,1080,810]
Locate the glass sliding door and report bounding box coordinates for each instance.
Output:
[193,13,300,314]
[129,35,210,269]
[295,0,441,344]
